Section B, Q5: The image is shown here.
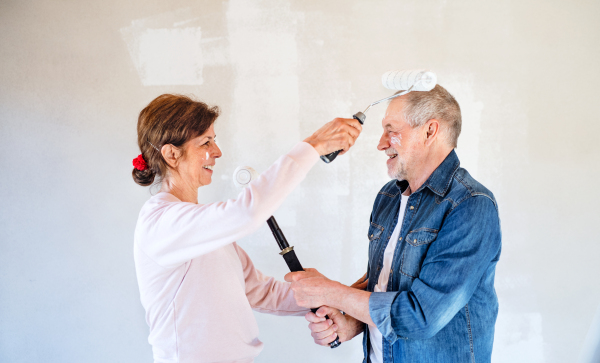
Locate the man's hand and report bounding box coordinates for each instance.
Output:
[305,306,365,346]
[284,268,340,309]
[303,118,362,156]
[285,268,376,327]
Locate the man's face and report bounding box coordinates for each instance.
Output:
[377,98,422,181]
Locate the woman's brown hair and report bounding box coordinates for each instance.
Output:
[132,94,220,186]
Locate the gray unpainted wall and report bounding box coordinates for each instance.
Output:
[1,1,599,362]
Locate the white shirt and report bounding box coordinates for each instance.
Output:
[369,193,410,363]
[134,142,318,363]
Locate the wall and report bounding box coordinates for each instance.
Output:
[1,1,599,362]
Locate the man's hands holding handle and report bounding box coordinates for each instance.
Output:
[284,270,372,347]
[303,118,362,158]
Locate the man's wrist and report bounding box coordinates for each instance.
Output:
[325,282,353,310]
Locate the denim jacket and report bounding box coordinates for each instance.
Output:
[362,150,501,363]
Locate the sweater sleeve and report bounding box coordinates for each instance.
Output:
[134,142,319,269]
[234,243,308,316]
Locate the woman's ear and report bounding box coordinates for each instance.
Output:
[161,144,182,169]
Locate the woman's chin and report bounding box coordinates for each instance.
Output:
[199,178,212,187]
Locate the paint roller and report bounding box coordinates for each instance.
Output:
[232,166,342,349]
[320,69,437,163]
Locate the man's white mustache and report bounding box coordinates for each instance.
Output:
[385,148,398,157]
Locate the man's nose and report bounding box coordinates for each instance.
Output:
[377,133,389,151]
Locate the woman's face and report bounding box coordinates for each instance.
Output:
[177,124,222,188]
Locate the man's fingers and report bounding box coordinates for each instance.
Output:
[284,270,321,282]
[284,271,305,282]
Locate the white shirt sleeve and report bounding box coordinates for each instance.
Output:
[134,142,319,269]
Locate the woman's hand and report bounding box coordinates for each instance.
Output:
[305,306,365,346]
[304,118,362,156]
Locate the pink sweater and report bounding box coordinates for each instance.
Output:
[134,142,319,363]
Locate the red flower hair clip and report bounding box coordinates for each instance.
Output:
[133,154,148,171]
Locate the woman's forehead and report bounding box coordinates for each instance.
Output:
[195,125,217,140]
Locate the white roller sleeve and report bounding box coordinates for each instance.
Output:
[381,70,437,91]
[233,166,259,188]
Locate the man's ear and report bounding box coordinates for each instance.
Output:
[161,144,182,169]
[424,119,440,146]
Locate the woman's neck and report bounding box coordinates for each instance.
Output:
[160,176,199,204]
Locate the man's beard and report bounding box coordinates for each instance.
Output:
[388,154,408,181]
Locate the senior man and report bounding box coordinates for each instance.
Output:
[285,85,501,363]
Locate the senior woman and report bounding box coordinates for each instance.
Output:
[131,94,361,363]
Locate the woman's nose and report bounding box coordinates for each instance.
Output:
[213,144,222,158]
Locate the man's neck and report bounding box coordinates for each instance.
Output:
[405,148,453,194]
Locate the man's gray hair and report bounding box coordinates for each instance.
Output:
[396,84,462,148]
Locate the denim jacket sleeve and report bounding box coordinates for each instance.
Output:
[369,194,501,343]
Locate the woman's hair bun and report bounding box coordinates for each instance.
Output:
[132,168,156,186]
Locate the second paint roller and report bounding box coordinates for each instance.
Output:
[232,166,342,349]
[320,69,437,163]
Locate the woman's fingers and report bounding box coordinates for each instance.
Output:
[311,322,337,340]
[314,332,338,346]
[305,310,326,323]
[308,319,333,333]
[303,117,362,156]
[310,319,338,345]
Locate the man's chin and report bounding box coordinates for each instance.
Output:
[387,165,406,181]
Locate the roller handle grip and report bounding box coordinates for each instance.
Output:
[320,112,366,164]
[282,250,341,349]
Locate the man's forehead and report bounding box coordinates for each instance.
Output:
[382,98,406,128]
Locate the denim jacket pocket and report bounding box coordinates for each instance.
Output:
[368,222,384,262]
[400,228,438,278]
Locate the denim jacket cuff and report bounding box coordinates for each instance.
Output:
[369,291,399,344]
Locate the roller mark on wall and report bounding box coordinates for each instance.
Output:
[120,8,230,86]
[492,312,544,362]
[225,0,305,224]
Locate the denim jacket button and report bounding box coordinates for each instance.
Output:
[410,206,414,210]
[390,269,393,275]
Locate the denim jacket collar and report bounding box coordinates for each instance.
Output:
[396,150,461,197]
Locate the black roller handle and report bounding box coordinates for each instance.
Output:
[266,217,342,349]
[320,112,366,164]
